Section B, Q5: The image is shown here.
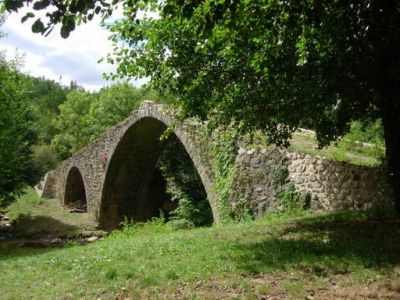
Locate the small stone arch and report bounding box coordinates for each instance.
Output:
[64,166,87,212]
[99,114,217,228]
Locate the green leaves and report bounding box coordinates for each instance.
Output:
[6,0,118,38]
[5,0,399,156]
[0,57,35,207]
[31,19,45,33]
[21,12,35,23]
[50,83,153,160]
[103,0,395,151]
[32,0,49,10]
[61,19,76,38]
[3,0,24,12]
[69,0,87,14]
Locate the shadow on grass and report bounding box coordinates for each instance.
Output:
[9,214,81,239]
[11,215,79,239]
[0,215,83,260]
[223,212,400,275]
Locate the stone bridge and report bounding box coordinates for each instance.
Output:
[37,102,394,228]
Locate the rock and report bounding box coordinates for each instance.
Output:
[250,158,261,167]
[246,149,255,155]
[298,165,306,173]
[2,223,12,231]
[295,176,304,184]
[69,208,86,213]
[291,160,300,167]
[238,148,246,155]
[50,238,62,244]
[87,236,99,243]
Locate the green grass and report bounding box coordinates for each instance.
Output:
[289,130,382,167]
[4,188,100,239]
[1,210,399,299]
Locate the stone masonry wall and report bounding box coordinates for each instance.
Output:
[229,148,288,216]
[230,147,394,216]
[286,151,393,211]
[35,171,56,197]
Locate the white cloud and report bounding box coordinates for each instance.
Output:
[0,8,143,91]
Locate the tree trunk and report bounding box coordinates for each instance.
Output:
[381,98,400,217]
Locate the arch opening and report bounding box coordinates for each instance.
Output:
[157,135,213,226]
[100,117,212,229]
[64,167,87,212]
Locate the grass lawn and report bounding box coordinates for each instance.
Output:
[1,203,399,299]
[289,130,382,167]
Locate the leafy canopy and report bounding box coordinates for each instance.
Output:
[106,0,399,147]
[0,56,36,207]
[50,83,156,160]
[5,1,398,147]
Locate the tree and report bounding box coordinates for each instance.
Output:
[25,75,70,144]
[86,82,146,141]
[51,91,93,159]
[50,83,160,160]
[0,55,36,207]
[6,1,400,215]
[0,7,38,206]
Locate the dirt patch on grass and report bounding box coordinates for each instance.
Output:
[164,271,400,299]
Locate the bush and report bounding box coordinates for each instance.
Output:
[169,196,213,229]
[31,144,58,183]
[119,214,168,237]
[277,183,311,214]
[158,135,214,228]
[338,120,385,163]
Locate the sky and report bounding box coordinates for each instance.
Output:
[0,8,144,91]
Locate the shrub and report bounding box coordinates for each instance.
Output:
[31,144,58,183]
[169,196,213,229]
[277,183,311,213]
[338,120,385,163]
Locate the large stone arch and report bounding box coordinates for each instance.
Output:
[64,166,87,211]
[36,101,394,228]
[99,109,217,228]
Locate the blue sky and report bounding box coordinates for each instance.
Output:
[0,8,145,91]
